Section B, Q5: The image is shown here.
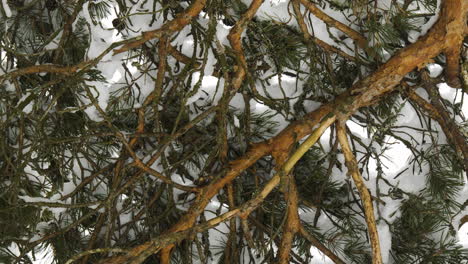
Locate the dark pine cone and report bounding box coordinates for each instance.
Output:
[8,0,24,7]
[222,17,236,27]
[45,0,58,10]
[112,18,126,31]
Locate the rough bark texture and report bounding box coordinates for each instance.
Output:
[96,0,468,262]
[337,123,383,264]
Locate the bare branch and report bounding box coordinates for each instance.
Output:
[336,122,383,264]
[113,0,207,54]
[297,0,368,50]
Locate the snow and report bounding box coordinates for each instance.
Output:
[427,63,443,78]
[459,222,468,248]
[310,246,334,263]
[187,72,223,105]
[268,0,287,5]
[347,120,368,138]
[4,0,467,263]
[44,32,62,50]
[233,115,240,127]
[2,0,11,17]
[172,173,196,211]
[204,200,231,262]
[378,223,392,263]
[9,243,53,264]
[381,136,412,174]
[437,82,468,123]
[439,82,467,109]
[62,181,77,197]
[17,194,70,218]
[31,244,55,264]
[303,100,322,113]
[18,195,62,204]
[229,92,245,110]
[82,80,110,121]
[407,0,441,42]
[380,198,402,224]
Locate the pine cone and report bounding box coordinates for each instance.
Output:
[45,0,58,11]
[222,17,236,27]
[112,18,126,31]
[8,0,24,7]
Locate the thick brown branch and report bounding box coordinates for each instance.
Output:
[271,137,300,264]
[167,44,201,68]
[113,0,207,54]
[463,49,468,93]
[143,37,169,160]
[442,1,466,87]
[445,47,462,87]
[97,115,335,263]
[147,0,467,248]
[95,0,467,262]
[276,178,300,264]
[332,0,467,119]
[161,0,266,261]
[0,64,79,83]
[226,0,265,92]
[223,184,239,263]
[460,215,468,228]
[1,41,125,83]
[336,122,382,264]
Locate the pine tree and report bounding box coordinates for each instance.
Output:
[0,0,467,263]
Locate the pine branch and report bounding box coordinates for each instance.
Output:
[2,0,467,262]
[292,0,360,62]
[97,115,336,263]
[336,121,383,264]
[405,79,468,177]
[115,1,468,259]
[298,224,346,264]
[112,0,207,54]
[297,0,368,51]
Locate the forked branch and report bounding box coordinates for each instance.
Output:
[97,116,336,263]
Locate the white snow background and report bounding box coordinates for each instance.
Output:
[1,0,466,263]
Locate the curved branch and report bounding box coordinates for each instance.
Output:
[297,0,367,50]
[292,0,359,62]
[158,1,266,262]
[408,72,468,175]
[167,44,201,68]
[336,122,382,264]
[113,0,207,54]
[298,224,346,264]
[93,0,467,262]
[442,0,468,87]
[0,64,79,83]
[97,115,336,264]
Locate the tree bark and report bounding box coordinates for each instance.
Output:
[97,0,468,262]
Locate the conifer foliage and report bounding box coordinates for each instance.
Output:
[0,0,467,263]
